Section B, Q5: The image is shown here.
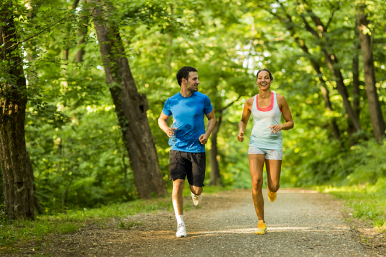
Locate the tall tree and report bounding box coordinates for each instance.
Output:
[63,0,81,61]
[258,0,362,133]
[75,1,89,62]
[356,2,385,141]
[88,0,167,198]
[297,0,362,132]
[209,97,240,185]
[263,6,341,140]
[0,1,35,220]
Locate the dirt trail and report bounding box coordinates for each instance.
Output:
[7,189,385,256]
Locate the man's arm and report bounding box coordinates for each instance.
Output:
[199,110,216,145]
[158,112,175,138]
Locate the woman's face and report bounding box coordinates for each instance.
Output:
[256,71,272,91]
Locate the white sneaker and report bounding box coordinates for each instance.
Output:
[176,223,187,238]
[191,192,202,206]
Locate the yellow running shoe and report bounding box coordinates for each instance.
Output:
[255,220,267,235]
[267,187,277,202]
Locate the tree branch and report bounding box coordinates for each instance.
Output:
[216,95,241,113]
[5,15,74,50]
[325,1,341,31]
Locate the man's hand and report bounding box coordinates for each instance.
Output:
[237,131,244,142]
[166,127,177,137]
[199,134,209,145]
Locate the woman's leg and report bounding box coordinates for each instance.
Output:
[265,159,282,193]
[249,154,266,221]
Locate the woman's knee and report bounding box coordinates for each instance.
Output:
[251,178,263,190]
[268,182,280,192]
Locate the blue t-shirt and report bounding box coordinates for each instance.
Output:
[162,92,213,153]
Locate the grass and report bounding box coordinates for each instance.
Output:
[317,177,386,232]
[0,182,226,249]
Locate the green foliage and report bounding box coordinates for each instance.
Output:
[118,220,142,229]
[322,179,386,230]
[1,0,386,223]
[288,139,386,187]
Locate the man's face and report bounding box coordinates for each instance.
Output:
[183,71,200,92]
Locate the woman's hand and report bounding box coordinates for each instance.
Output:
[269,125,282,134]
[237,131,244,142]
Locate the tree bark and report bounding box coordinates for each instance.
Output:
[89,0,167,198]
[0,3,35,220]
[75,0,89,62]
[348,23,361,144]
[298,13,362,132]
[63,0,81,61]
[356,4,385,141]
[27,152,43,214]
[209,114,222,186]
[209,97,240,186]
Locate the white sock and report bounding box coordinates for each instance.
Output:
[176,215,184,225]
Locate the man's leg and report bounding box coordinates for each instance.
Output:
[169,150,188,238]
[172,179,185,216]
[188,152,205,206]
[189,185,203,195]
[172,179,187,238]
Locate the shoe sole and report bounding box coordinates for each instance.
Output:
[268,195,276,202]
[255,229,267,235]
[176,234,187,238]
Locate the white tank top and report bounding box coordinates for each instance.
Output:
[250,91,283,149]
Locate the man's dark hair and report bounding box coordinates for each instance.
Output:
[256,68,273,80]
[176,66,197,86]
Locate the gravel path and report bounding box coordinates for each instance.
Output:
[127,189,374,257]
[7,188,384,256]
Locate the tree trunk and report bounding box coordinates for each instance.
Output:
[357,4,385,141]
[75,0,89,62]
[24,0,44,214]
[89,0,167,198]
[27,152,43,214]
[319,85,340,140]
[297,10,362,132]
[209,113,222,186]
[348,24,361,144]
[209,97,240,186]
[63,0,81,61]
[269,9,341,140]
[0,3,35,220]
[293,40,340,140]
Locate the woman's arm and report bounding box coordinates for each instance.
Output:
[237,97,253,142]
[270,94,294,134]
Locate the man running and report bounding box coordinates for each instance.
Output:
[158,66,216,238]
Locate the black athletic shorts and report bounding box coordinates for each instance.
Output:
[169,150,206,187]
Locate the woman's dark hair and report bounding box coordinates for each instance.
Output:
[256,68,273,80]
[176,66,197,86]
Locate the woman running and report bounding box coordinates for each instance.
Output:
[237,69,294,235]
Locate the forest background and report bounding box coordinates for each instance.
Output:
[0,0,385,233]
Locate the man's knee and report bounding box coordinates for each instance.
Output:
[191,186,202,195]
[173,179,185,192]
